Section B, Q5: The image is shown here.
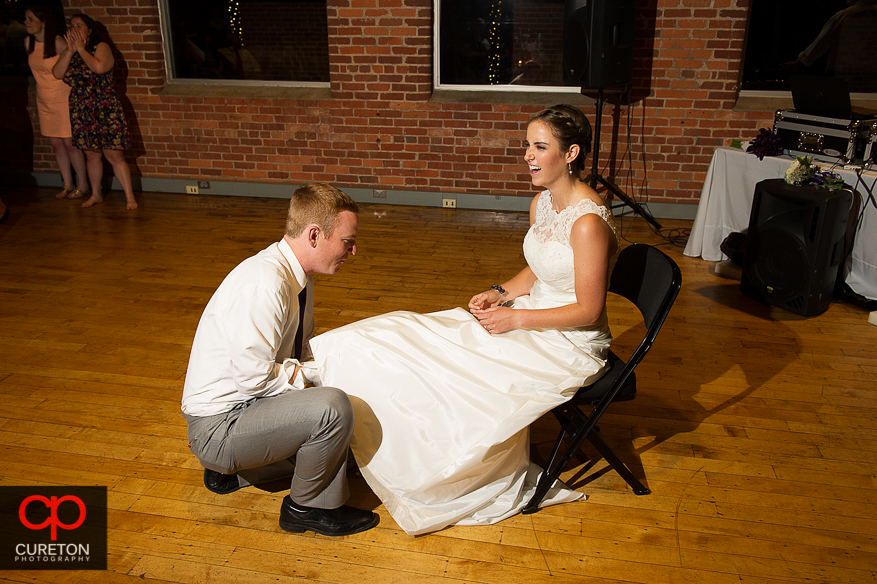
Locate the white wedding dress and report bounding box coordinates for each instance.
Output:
[309,191,620,535]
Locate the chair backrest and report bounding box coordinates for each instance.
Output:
[608,244,682,360]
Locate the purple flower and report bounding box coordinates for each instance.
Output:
[746,128,784,161]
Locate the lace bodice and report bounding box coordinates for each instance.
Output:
[522,190,620,307]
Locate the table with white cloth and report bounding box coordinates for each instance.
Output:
[683,147,877,302]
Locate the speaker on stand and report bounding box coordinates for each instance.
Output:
[563,0,660,229]
[564,0,635,89]
[740,179,854,316]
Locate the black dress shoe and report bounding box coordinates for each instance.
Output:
[279,495,377,536]
[203,468,242,494]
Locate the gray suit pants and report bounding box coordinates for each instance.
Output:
[184,387,353,509]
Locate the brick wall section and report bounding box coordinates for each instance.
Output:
[14,0,775,206]
[627,0,766,200]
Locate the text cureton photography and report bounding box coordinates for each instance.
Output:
[0,486,107,571]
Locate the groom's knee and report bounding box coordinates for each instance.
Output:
[312,386,354,435]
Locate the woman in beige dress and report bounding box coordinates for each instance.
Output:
[24,5,88,200]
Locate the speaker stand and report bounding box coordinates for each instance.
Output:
[586,88,661,231]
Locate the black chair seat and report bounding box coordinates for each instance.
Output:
[572,350,636,405]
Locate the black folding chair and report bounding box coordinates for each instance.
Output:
[522,244,682,514]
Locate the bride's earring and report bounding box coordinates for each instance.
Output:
[568,163,573,176]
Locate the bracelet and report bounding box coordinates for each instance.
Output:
[490,284,507,296]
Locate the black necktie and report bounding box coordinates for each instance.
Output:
[293,284,308,360]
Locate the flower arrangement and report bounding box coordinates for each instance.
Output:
[746,128,784,160]
[784,155,817,185]
[783,155,845,189]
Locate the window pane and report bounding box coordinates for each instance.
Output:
[741,0,877,94]
[164,0,328,83]
[439,0,566,87]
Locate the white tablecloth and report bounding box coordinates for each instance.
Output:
[683,147,876,301]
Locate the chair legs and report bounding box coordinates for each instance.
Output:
[522,422,569,514]
[522,406,649,514]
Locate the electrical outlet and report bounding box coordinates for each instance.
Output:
[198,181,210,189]
[442,198,456,208]
[186,185,199,194]
[373,189,387,198]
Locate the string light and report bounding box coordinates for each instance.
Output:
[487,0,502,84]
[229,0,243,42]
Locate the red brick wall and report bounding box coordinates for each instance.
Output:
[14,0,772,207]
[634,0,761,199]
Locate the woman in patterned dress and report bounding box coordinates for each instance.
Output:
[52,13,137,210]
[24,5,88,200]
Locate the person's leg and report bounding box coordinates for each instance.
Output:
[49,137,75,197]
[186,389,376,535]
[102,149,137,210]
[82,150,104,208]
[236,459,297,488]
[192,388,354,508]
[63,137,89,195]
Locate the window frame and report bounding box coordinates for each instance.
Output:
[431,0,580,94]
[156,0,330,89]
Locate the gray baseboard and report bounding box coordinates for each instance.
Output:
[10,172,698,220]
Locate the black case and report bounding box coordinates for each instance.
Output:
[773,109,875,164]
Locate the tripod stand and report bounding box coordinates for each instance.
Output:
[586,88,662,230]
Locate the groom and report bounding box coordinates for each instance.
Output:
[181,182,376,537]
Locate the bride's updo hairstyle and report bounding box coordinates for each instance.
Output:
[528,104,592,178]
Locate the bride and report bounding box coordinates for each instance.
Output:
[309,104,620,535]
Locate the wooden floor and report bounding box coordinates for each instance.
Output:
[1,186,876,584]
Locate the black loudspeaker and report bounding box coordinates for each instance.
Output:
[563,0,636,88]
[741,179,853,316]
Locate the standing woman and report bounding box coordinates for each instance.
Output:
[24,6,89,200]
[52,13,137,210]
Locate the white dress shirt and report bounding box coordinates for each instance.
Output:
[182,239,318,417]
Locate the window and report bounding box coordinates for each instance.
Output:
[741,0,877,95]
[435,0,577,92]
[159,0,329,85]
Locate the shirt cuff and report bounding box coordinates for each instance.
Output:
[282,359,321,389]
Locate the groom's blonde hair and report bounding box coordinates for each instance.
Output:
[285,183,359,239]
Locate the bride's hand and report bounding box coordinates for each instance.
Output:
[468,289,501,312]
[472,305,516,334]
